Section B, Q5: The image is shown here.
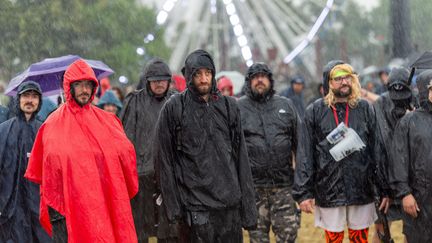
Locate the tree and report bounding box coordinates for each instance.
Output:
[0,0,170,86]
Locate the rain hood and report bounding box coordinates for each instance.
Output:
[24,59,138,243]
[0,82,50,242]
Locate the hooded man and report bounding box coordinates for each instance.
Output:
[24,59,138,243]
[217,76,234,96]
[0,81,51,243]
[97,90,123,116]
[120,58,178,243]
[372,67,414,243]
[154,49,257,242]
[280,75,306,118]
[237,63,305,243]
[293,61,390,243]
[388,70,432,242]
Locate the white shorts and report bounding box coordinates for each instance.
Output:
[314,203,377,232]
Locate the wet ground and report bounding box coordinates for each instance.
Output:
[150,212,404,242]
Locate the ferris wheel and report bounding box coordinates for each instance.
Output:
[140,0,335,83]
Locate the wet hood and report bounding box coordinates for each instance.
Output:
[387,67,412,101]
[63,59,99,105]
[322,60,345,95]
[181,49,217,94]
[15,80,43,120]
[244,62,275,101]
[415,69,432,108]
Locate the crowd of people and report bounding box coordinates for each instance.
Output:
[0,49,431,243]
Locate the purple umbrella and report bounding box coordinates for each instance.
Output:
[5,55,114,96]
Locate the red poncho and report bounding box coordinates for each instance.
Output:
[25,59,138,243]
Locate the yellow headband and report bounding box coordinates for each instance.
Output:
[332,70,351,79]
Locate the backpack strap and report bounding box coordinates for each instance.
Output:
[175,93,186,151]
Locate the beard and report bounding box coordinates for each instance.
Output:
[195,83,211,95]
[331,85,352,98]
[251,85,271,100]
[73,93,91,106]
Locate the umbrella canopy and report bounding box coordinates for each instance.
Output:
[5,55,114,96]
[408,51,432,69]
[406,51,432,86]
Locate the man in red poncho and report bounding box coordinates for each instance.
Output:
[24,59,139,243]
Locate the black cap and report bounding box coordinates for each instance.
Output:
[387,67,411,100]
[291,75,305,84]
[143,58,172,82]
[17,80,42,96]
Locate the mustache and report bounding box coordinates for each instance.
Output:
[78,93,91,97]
[24,102,35,106]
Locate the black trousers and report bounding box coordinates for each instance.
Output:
[48,207,67,243]
[184,208,243,243]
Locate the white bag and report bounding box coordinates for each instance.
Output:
[328,124,366,162]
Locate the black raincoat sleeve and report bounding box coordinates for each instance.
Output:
[153,100,183,223]
[368,105,391,198]
[119,93,137,143]
[229,99,258,229]
[388,115,412,199]
[292,103,315,203]
[289,100,308,171]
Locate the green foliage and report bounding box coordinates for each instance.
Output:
[318,0,432,68]
[410,0,432,52]
[0,0,170,85]
[317,0,391,67]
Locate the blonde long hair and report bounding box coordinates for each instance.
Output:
[324,63,361,108]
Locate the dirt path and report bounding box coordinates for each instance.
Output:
[244,213,404,242]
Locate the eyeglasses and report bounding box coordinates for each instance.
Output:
[332,75,352,84]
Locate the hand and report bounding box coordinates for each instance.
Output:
[379,197,390,214]
[402,194,420,218]
[299,199,315,214]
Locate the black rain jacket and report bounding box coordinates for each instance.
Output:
[238,73,306,188]
[121,87,176,176]
[120,59,177,239]
[293,60,390,207]
[373,67,415,201]
[280,87,305,118]
[0,105,9,124]
[0,87,51,242]
[154,50,257,229]
[388,70,432,242]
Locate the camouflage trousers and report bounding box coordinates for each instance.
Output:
[249,187,300,243]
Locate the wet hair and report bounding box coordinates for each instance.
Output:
[324,63,361,108]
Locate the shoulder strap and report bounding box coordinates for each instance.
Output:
[175,93,186,151]
[224,96,237,144]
